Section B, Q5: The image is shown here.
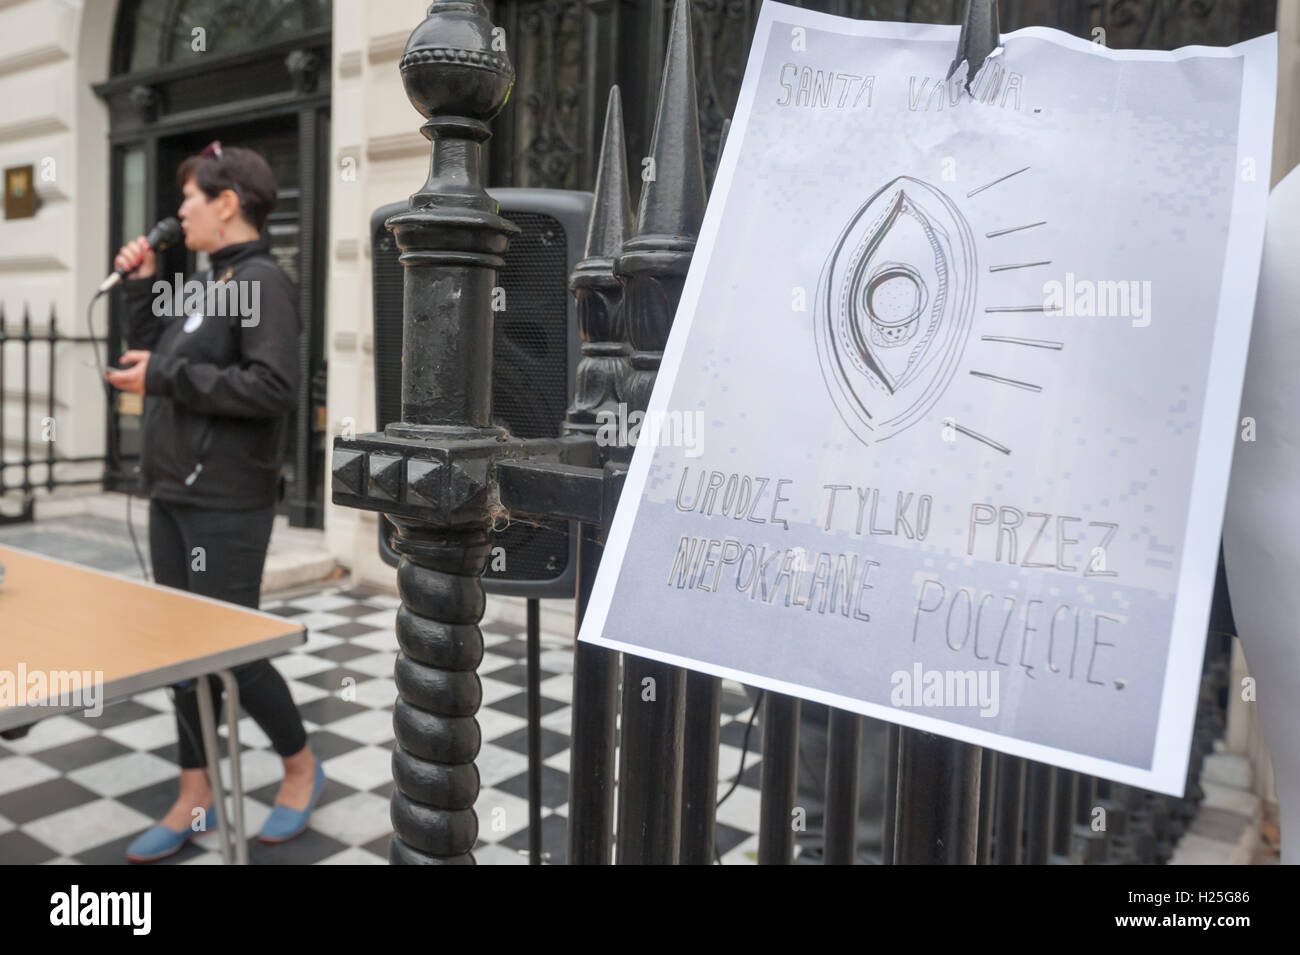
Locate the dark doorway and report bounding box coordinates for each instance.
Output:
[96,1,331,528]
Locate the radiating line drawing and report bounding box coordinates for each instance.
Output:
[981,335,1064,350]
[816,176,977,447]
[986,220,1046,238]
[970,370,1043,392]
[966,165,1030,198]
[989,260,1051,272]
[985,304,1059,313]
[952,421,1011,455]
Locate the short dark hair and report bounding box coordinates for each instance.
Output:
[177,146,277,233]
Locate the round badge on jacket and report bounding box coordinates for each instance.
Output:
[183,312,204,334]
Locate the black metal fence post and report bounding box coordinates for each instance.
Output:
[1050,769,1077,862]
[1023,760,1055,864]
[895,730,981,864]
[22,305,32,497]
[977,749,997,864]
[612,0,707,865]
[883,723,899,863]
[679,115,732,867]
[823,709,864,864]
[757,693,801,864]
[1071,773,1106,863]
[992,755,1026,864]
[565,85,633,866]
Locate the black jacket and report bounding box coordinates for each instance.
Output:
[119,239,300,510]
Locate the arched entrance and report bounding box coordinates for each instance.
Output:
[94,0,331,528]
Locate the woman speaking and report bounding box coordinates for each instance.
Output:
[107,142,324,862]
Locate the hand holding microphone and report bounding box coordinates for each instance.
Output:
[100,217,181,292]
[113,236,156,282]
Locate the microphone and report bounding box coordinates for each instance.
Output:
[98,217,182,293]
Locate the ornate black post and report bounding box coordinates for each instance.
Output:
[566,86,633,866]
[613,0,707,865]
[331,0,519,865]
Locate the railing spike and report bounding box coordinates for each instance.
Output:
[631,0,707,244]
[583,85,633,263]
[948,0,1001,89]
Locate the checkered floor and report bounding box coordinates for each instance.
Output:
[0,586,770,865]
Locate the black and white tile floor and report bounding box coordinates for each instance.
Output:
[0,586,768,865]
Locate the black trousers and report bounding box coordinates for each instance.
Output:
[149,497,307,770]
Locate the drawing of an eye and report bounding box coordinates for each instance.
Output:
[817,176,976,445]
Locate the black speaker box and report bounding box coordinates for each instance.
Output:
[370,189,591,597]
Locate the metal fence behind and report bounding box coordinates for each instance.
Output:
[0,303,108,524]
[330,0,1240,865]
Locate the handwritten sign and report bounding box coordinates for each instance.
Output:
[578,3,1277,795]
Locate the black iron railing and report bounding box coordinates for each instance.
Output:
[332,0,1240,865]
[0,304,110,524]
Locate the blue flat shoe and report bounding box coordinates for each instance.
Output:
[125,803,215,863]
[258,758,326,844]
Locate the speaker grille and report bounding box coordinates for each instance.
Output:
[493,212,571,439]
[372,226,403,429]
[372,209,571,583]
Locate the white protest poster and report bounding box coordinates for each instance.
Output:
[577,2,1277,795]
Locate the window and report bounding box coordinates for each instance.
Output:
[117,0,330,74]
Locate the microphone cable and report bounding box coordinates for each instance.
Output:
[87,288,150,582]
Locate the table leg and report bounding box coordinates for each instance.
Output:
[195,676,232,865]
[217,669,248,865]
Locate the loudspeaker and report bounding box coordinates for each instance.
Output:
[371,189,592,597]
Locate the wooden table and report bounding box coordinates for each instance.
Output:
[0,544,306,863]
